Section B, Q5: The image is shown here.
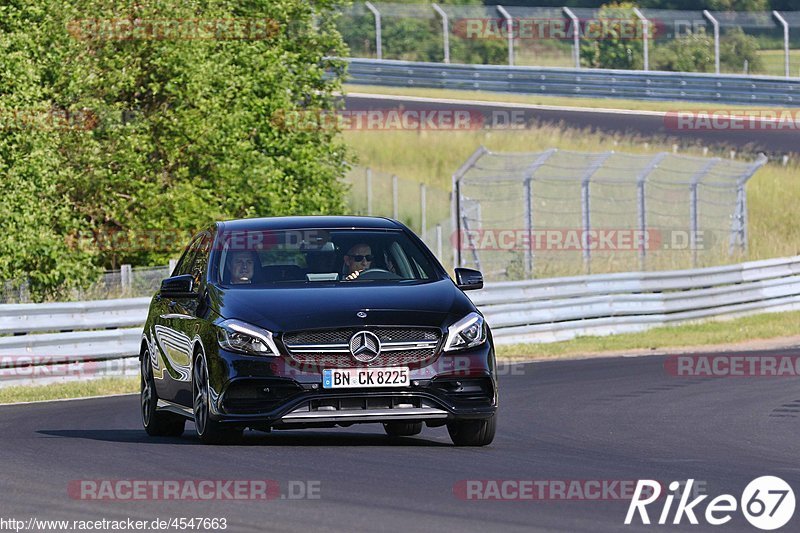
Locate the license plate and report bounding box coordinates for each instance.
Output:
[322,367,410,389]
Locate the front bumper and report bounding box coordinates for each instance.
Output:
[206,342,497,427]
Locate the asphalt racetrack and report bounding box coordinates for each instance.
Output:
[1,349,798,532]
[344,93,800,155]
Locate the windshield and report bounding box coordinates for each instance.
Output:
[214,228,441,287]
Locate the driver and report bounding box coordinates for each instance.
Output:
[229,250,257,284]
[342,243,373,281]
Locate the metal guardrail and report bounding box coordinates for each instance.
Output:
[471,255,800,344]
[1,255,798,386]
[344,58,800,106]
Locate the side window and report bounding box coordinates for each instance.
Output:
[173,236,202,277]
[187,233,212,291]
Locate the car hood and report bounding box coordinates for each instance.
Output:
[212,279,472,332]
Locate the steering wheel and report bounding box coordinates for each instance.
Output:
[354,268,402,280]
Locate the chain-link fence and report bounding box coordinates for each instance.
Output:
[342,166,452,264]
[453,147,767,281]
[0,265,172,304]
[338,3,800,77]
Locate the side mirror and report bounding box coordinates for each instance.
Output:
[454,268,483,291]
[160,274,197,298]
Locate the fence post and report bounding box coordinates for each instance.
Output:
[636,152,667,271]
[436,224,442,263]
[703,10,720,74]
[432,4,450,64]
[730,154,768,255]
[633,8,649,71]
[365,2,382,60]
[392,174,399,220]
[773,11,790,79]
[420,183,427,237]
[497,5,514,66]
[523,177,533,277]
[121,264,132,292]
[563,7,580,69]
[366,167,373,215]
[452,146,489,271]
[580,152,613,274]
[689,159,719,268]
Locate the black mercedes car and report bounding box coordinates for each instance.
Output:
[140,216,497,445]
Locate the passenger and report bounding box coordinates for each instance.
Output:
[342,243,373,280]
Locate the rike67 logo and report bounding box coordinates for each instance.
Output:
[625,477,795,530]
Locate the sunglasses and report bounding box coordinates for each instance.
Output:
[348,254,373,262]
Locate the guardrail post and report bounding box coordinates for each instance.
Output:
[121,264,132,292]
[497,5,514,66]
[636,152,667,270]
[689,159,720,268]
[773,11,790,78]
[432,4,450,64]
[420,183,427,237]
[366,167,373,215]
[365,2,382,60]
[703,10,720,74]
[633,8,649,71]
[563,7,581,69]
[392,174,399,220]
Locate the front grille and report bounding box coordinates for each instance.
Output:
[282,327,441,368]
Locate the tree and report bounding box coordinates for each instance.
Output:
[580,2,645,70]
[1,0,351,299]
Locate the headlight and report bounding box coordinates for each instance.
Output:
[217,319,280,357]
[444,312,486,351]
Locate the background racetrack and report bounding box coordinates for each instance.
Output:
[2,349,798,532]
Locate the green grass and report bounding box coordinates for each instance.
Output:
[0,377,138,405]
[496,310,800,360]
[755,49,800,77]
[344,83,788,113]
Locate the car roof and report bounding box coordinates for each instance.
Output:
[217,216,405,232]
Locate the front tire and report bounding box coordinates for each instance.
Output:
[383,421,423,437]
[447,414,496,446]
[141,350,185,437]
[192,352,242,445]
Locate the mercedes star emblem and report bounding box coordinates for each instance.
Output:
[349,331,381,363]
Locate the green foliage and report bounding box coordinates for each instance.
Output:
[652,27,762,73]
[719,27,762,73]
[336,0,506,65]
[0,0,351,299]
[653,31,715,72]
[579,2,644,70]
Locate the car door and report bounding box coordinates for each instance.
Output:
[152,234,204,403]
[167,230,213,406]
